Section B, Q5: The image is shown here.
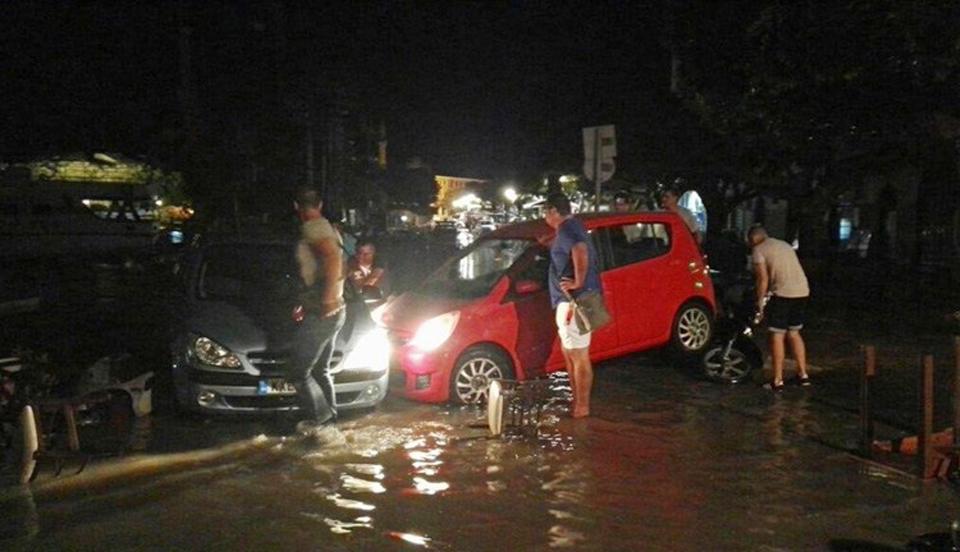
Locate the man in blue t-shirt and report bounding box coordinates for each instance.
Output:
[545,193,602,418]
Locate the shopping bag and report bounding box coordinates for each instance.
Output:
[570,290,611,333]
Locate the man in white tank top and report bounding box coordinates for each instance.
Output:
[289,188,346,430]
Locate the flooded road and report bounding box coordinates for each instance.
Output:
[2,354,959,551]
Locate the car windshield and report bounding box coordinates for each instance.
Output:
[198,244,299,302]
[420,238,534,299]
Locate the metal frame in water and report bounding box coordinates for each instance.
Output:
[487,378,551,437]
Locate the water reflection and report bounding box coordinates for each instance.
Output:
[548,524,587,549]
[388,531,432,547]
[339,473,386,494]
[343,463,385,479]
[5,358,959,551]
[324,493,376,511]
[306,514,373,535]
[412,476,449,495]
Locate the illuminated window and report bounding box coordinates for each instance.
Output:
[839,218,852,241]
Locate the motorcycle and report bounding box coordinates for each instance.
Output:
[701,270,764,384]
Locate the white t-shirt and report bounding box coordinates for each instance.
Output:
[676,206,699,234]
[752,237,809,298]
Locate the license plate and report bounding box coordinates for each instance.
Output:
[257,378,297,396]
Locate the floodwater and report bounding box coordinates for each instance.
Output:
[2,355,960,551]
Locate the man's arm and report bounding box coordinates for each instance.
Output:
[353,268,384,288]
[753,260,769,308]
[559,242,588,292]
[366,267,385,287]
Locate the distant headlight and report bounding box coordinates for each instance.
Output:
[191,336,242,369]
[343,329,391,371]
[409,311,460,352]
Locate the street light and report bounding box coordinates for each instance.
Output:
[502,187,518,203]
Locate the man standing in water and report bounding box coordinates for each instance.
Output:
[290,188,346,431]
[748,225,811,392]
[544,193,602,418]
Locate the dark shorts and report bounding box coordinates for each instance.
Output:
[766,296,807,333]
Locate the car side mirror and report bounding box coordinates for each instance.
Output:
[514,279,542,295]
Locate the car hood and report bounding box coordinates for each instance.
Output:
[379,291,474,333]
[185,299,373,354]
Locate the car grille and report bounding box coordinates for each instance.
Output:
[188,365,374,386]
[222,392,361,410]
[247,350,343,374]
[247,351,289,376]
[189,370,260,386]
[223,395,298,409]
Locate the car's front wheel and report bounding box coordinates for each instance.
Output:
[449,346,514,405]
[671,302,714,356]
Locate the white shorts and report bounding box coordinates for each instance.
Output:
[556,302,592,350]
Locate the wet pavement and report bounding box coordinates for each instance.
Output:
[2,353,959,551]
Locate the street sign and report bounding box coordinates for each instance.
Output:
[582,125,616,184]
[583,125,616,211]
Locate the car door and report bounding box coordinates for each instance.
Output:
[506,228,616,375]
[584,227,619,355]
[604,220,676,347]
[505,245,558,377]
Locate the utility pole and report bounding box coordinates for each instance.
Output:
[305,108,315,190]
[176,9,199,158]
[665,0,682,96]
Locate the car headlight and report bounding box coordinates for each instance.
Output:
[343,329,391,371]
[409,311,460,352]
[191,336,242,369]
[370,302,388,327]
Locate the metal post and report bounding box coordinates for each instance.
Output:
[594,127,601,212]
[859,345,876,458]
[64,405,80,452]
[918,354,935,479]
[954,336,960,448]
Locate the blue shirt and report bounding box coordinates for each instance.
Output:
[549,217,602,308]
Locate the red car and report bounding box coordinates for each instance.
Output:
[375,212,716,404]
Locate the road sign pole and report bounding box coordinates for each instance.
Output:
[594,126,601,212]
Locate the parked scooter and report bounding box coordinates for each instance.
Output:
[702,270,764,384]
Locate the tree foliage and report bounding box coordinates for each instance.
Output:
[675,0,960,199]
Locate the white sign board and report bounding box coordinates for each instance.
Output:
[582,124,616,184]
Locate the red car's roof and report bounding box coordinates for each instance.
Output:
[488,211,685,241]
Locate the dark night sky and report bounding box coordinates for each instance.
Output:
[0,2,671,180]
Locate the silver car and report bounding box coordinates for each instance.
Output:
[170,237,389,414]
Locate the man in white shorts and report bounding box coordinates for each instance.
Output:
[545,193,603,418]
